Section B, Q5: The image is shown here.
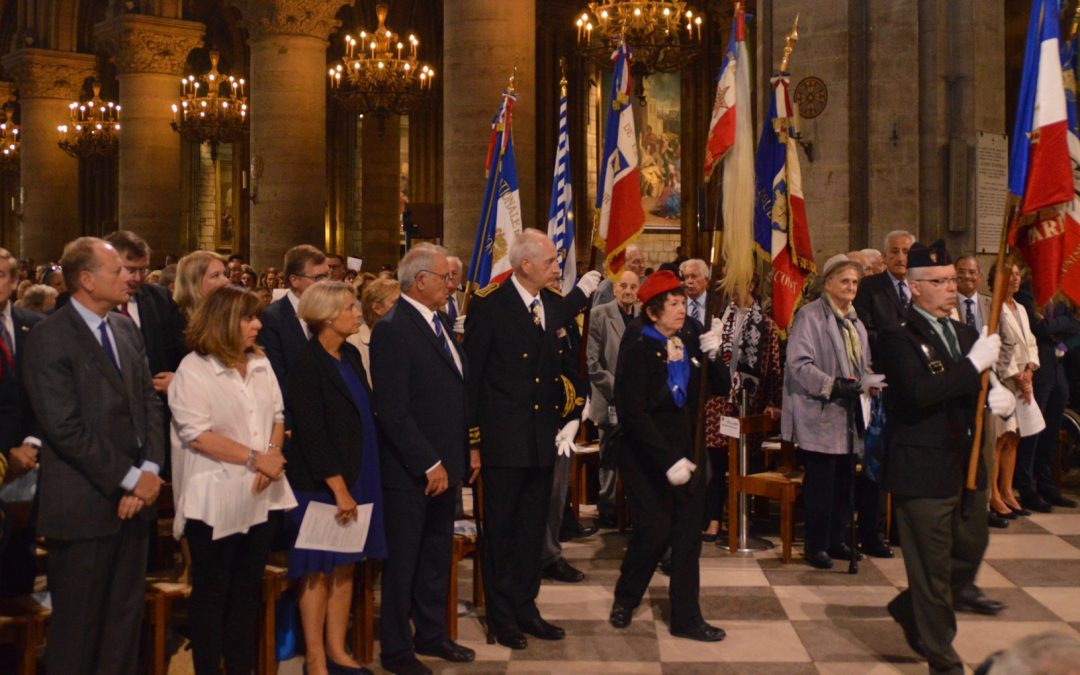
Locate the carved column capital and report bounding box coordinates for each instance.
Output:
[0,49,97,99]
[94,14,205,76]
[231,0,345,42]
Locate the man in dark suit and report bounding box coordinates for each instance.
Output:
[679,258,715,334]
[22,237,164,675]
[0,247,44,597]
[258,244,329,395]
[955,255,991,331]
[371,243,477,675]
[464,229,579,649]
[878,242,1014,675]
[854,229,915,360]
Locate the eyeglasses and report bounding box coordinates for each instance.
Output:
[299,273,331,282]
[124,266,150,277]
[420,269,450,283]
[919,277,958,288]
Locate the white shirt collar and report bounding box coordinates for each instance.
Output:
[400,291,438,326]
[510,273,541,309]
[208,352,266,376]
[70,295,109,329]
[959,290,979,302]
[287,290,302,313]
[0,300,10,323]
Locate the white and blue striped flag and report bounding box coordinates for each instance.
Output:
[547,77,576,295]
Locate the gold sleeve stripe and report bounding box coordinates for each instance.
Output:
[560,375,577,418]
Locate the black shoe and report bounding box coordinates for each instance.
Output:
[559,521,599,542]
[988,512,1011,529]
[1042,493,1078,508]
[954,586,1006,615]
[992,508,1018,520]
[1009,506,1032,517]
[415,640,476,663]
[380,657,430,675]
[658,558,672,576]
[609,603,633,629]
[860,539,894,558]
[495,630,528,650]
[887,597,926,657]
[805,551,834,569]
[1024,496,1054,513]
[671,622,726,642]
[827,544,863,561]
[519,617,565,640]
[542,558,585,583]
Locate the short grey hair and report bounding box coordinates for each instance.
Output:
[884,230,915,249]
[625,243,643,259]
[509,229,551,270]
[986,631,1080,674]
[906,266,933,282]
[16,284,58,312]
[447,256,463,273]
[398,242,448,292]
[679,258,710,279]
[861,248,883,262]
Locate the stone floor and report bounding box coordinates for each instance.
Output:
[166,498,1080,675]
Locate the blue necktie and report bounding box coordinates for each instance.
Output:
[447,296,458,324]
[530,299,543,329]
[965,298,976,328]
[897,281,910,308]
[98,319,121,372]
[433,315,452,359]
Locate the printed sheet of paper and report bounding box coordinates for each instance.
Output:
[347,256,364,272]
[294,502,373,553]
[210,473,267,540]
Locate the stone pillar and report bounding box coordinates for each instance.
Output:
[1,49,96,262]
[360,115,401,270]
[95,14,204,261]
[231,0,343,269]
[443,0,536,262]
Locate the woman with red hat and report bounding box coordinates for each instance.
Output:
[607,270,731,642]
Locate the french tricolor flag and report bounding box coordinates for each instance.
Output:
[1009,0,1073,214]
[703,10,745,180]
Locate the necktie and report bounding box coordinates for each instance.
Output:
[118,302,130,317]
[530,298,542,329]
[0,319,13,377]
[937,317,961,359]
[98,319,121,372]
[432,315,453,359]
[897,281,909,307]
[690,299,702,324]
[965,298,975,327]
[446,296,458,324]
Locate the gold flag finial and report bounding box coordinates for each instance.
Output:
[559,57,568,97]
[778,13,799,73]
[508,66,518,94]
[1070,2,1080,42]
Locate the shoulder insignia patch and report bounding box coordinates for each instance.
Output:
[474,281,500,298]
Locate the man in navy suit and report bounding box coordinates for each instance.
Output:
[371,244,477,675]
[257,244,329,397]
[0,247,44,597]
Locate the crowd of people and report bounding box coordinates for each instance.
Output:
[0,228,1078,675]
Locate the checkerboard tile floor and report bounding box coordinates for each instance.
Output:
[168,494,1080,675]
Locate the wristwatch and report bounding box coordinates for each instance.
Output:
[246,448,259,472]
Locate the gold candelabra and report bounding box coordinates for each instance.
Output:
[57,81,120,159]
[0,97,18,172]
[171,50,248,159]
[576,0,702,75]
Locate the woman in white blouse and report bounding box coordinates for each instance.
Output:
[168,285,296,674]
[987,260,1040,522]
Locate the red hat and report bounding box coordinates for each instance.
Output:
[637,270,681,305]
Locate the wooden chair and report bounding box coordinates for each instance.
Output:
[0,596,49,675]
[726,414,805,563]
[448,482,485,641]
[350,559,378,664]
[256,562,294,675]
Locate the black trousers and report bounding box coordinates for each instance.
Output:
[800,450,854,555]
[185,518,275,675]
[614,467,706,631]
[380,486,456,667]
[703,446,727,523]
[45,518,149,675]
[480,465,553,634]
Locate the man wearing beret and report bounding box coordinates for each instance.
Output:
[878,241,1015,675]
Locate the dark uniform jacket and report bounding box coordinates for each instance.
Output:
[879,308,985,498]
[0,307,43,456]
[853,271,909,367]
[464,280,586,468]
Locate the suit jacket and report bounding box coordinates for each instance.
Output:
[955,292,991,332]
[257,295,310,403]
[0,306,43,455]
[879,308,984,498]
[464,280,577,468]
[587,300,637,424]
[853,272,909,366]
[22,302,164,539]
[285,340,369,494]
[121,283,186,376]
[370,298,468,489]
[683,291,717,335]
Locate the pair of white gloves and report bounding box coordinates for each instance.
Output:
[450,270,604,335]
[966,327,1016,418]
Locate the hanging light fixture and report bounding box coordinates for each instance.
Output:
[0,96,18,173]
[329,1,434,131]
[171,50,249,159]
[575,0,702,81]
[57,80,120,159]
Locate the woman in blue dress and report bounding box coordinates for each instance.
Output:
[287,280,387,675]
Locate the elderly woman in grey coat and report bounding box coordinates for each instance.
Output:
[782,255,885,569]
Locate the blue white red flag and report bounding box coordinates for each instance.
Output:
[547,80,576,295]
[704,13,741,180]
[468,87,523,290]
[597,42,644,279]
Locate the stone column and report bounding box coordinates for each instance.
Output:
[360,115,401,270]
[1,49,96,262]
[443,0,536,263]
[96,14,204,260]
[231,0,343,269]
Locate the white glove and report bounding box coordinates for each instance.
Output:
[966,326,1001,373]
[699,317,723,360]
[581,397,591,423]
[860,372,887,394]
[556,419,580,458]
[453,314,466,335]
[988,372,1016,418]
[576,270,602,297]
[665,458,697,486]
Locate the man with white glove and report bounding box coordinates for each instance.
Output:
[555,419,580,458]
[576,270,602,297]
[987,372,1016,418]
[859,372,887,395]
[665,458,697,486]
[966,326,1001,372]
[452,314,466,335]
[699,317,723,361]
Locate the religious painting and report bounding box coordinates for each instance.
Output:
[634,72,681,230]
[214,144,236,251]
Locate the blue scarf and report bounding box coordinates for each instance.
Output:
[642,325,690,408]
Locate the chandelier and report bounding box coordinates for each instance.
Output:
[57,81,120,159]
[171,50,248,159]
[329,2,434,129]
[576,0,702,76]
[0,97,18,173]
